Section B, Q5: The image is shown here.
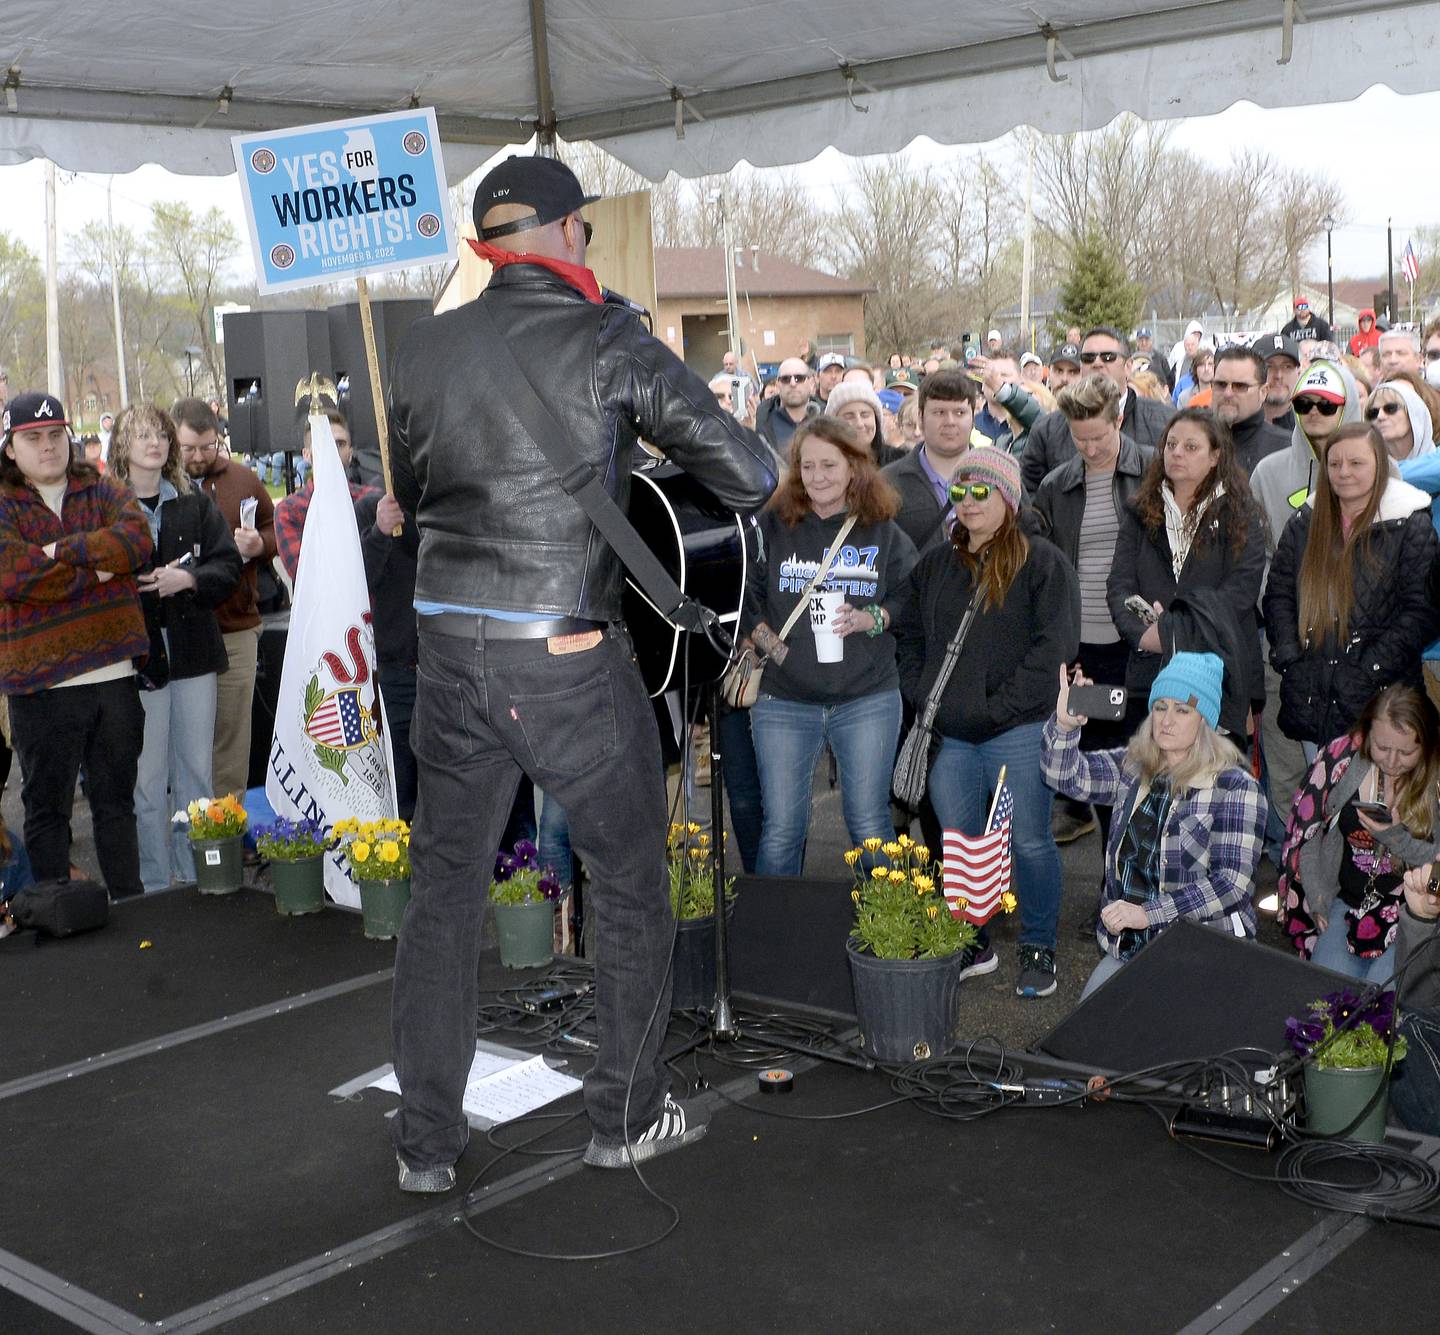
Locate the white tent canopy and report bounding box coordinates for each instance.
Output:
[1,0,1434,182]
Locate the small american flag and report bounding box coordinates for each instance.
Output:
[1402,240,1420,286]
[307,687,366,749]
[943,782,1013,926]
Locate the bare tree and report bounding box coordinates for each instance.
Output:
[147,202,241,398]
[833,159,943,354]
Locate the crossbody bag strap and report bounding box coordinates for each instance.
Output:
[775,514,859,643]
[917,581,985,731]
[472,299,718,637]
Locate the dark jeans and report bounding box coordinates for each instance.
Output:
[8,677,145,897]
[378,663,418,821]
[391,624,673,1168]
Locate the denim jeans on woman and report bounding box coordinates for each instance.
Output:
[1391,1006,1440,1135]
[927,721,1062,949]
[750,689,901,876]
[391,623,674,1170]
[136,672,218,891]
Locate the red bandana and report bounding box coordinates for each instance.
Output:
[467,238,603,304]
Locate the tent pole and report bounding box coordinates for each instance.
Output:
[45,160,63,399]
[529,0,558,153]
[355,275,401,535]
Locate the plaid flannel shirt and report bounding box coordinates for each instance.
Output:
[273,478,379,581]
[1042,715,1264,958]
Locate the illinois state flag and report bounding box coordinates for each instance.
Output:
[942,783,1013,926]
[266,410,396,907]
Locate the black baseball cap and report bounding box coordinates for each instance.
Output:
[473,156,600,239]
[1050,343,1082,368]
[1251,333,1300,365]
[2,391,69,440]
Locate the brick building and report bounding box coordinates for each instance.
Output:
[654,247,873,380]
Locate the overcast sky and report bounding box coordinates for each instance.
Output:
[2,84,1436,286]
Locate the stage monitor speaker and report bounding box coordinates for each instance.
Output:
[728,875,857,1016]
[1037,921,1336,1072]
[222,311,333,463]
[327,299,430,486]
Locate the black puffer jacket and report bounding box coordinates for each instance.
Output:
[1263,480,1440,743]
[387,265,779,619]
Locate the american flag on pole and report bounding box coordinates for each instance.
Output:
[1402,240,1420,285]
[942,782,1013,926]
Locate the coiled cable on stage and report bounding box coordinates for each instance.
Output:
[1275,1139,1440,1224]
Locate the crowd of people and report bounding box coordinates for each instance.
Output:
[719,308,1440,1130]
[5,219,1440,1142]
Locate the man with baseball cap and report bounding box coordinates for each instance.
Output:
[815,352,847,402]
[0,391,152,899]
[385,156,778,1191]
[1281,295,1333,346]
[1251,333,1301,433]
[1048,344,1082,391]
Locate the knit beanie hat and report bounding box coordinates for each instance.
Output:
[825,381,884,419]
[953,445,1022,512]
[1148,651,1224,730]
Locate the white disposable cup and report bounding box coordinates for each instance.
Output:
[811,589,845,663]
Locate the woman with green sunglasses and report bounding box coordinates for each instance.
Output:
[889,447,1080,999]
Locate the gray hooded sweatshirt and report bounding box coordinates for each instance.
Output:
[1250,359,1364,558]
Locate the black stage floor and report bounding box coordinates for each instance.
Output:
[4,888,1438,1334]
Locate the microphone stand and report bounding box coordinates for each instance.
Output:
[706,682,739,1039]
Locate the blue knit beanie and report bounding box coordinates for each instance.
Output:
[1148,651,1224,730]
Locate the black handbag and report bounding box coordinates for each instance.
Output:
[7,879,110,938]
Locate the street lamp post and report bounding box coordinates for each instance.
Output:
[183,345,203,397]
[1323,214,1335,328]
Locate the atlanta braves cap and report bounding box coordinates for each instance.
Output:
[2,391,69,439]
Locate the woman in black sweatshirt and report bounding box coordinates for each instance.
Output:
[742,416,917,875]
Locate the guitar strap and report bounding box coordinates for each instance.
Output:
[473,300,725,644]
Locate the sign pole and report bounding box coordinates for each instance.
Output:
[355,274,402,535]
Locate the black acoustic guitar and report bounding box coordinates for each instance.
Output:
[624,460,757,698]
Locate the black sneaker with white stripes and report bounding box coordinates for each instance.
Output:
[1015,944,1058,999]
[583,1094,709,1168]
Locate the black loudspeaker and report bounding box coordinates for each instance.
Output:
[728,875,857,1016]
[222,311,334,462]
[1037,921,1336,1072]
[326,299,431,487]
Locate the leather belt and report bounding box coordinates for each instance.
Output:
[420,612,606,642]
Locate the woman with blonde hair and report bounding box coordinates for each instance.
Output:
[1263,422,1440,750]
[1045,652,1265,999]
[1279,684,1440,982]
[109,405,241,891]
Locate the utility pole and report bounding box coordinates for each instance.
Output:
[1386,218,1395,323]
[1019,132,1035,351]
[720,184,740,364]
[108,178,129,409]
[44,160,62,398]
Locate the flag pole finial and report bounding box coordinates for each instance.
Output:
[294,373,339,415]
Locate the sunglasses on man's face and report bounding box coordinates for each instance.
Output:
[948,482,993,503]
[1294,398,1342,417]
[1364,402,1405,421]
[1212,378,1259,393]
[1079,350,1121,365]
[776,374,810,385]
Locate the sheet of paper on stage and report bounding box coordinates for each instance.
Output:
[368,1048,581,1124]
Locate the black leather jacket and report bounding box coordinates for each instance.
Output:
[388,265,779,620]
